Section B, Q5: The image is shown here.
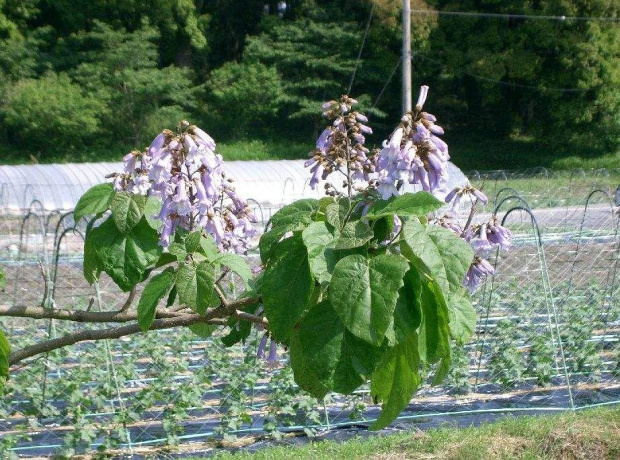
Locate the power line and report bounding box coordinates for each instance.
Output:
[348,3,376,95]
[414,53,590,93]
[373,57,402,110]
[411,8,619,23]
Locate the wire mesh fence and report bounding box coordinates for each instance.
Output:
[0,167,618,457]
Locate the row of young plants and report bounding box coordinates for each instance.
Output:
[0,86,617,457]
[1,279,617,457]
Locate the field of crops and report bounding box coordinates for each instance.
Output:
[0,168,618,457]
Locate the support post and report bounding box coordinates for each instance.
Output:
[402,0,412,112]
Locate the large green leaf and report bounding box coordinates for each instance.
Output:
[196,261,218,314]
[176,261,218,314]
[302,221,337,285]
[401,220,474,296]
[365,192,444,220]
[259,222,304,263]
[176,262,198,310]
[214,253,252,286]
[426,226,474,293]
[0,329,9,381]
[289,330,331,399]
[0,268,5,291]
[74,183,114,222]
[184,230,203,253]
[110,192,145,234]
[144,195,163,231]
[261,234,314,341]
[390,269,423,345]
[417,275,451,364]
[137,268,175,331]
[199,233,219,260]
[370,332,421,430]
[83,217,102,284]
[334,220,374,250]
[330,254,410,345]
[290,300,384,397]
[189,323,217,338]
[91,217,162,292]
[447,289,477,344]
[400,219,448,292]
[269,199,318,228]
[432,351,452,386]
[325,198,351,230]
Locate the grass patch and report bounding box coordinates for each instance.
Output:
[552,154,620,171]
[211,406,620,459]
[0,132,617,172]
[217,138,311,161]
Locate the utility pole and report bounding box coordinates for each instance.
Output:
[402,0,412,113]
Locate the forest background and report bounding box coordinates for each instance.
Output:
[0,0,617,170]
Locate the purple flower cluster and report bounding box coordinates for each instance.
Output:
[444,181,488,212]
[462,216,513,291]
[464,256,495,293]
[113,123,257,253]
[465,217,513,251]
[375,86,450,199]
[305,87,513,293]
[305,96,374,191]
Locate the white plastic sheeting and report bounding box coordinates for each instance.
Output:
[0,160,467,212]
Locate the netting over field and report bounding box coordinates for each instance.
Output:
[0,167,618,457]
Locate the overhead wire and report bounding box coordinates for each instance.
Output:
[347,2,376,95]
[413,52,590,93]
[372,57,401,110]
[411,9,619,23]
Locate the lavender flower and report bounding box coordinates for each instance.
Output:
[375,86,450,198]
[112,122,257,254]
[467,217,513,251]
[256,333,279,367]
[305,95,374,192]
[444,181,488,212]
[464,255,495,293]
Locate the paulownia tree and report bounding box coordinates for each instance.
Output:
[0,86,511,429]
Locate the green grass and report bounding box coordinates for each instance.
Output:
[217,138,311,162]
[211,406,620,459]
[1,133,617,172]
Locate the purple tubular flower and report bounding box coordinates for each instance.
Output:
[306,96,373,191]
[172,178,192,216]
[444,187,460,204]
[159,216,177,247]
[416,85,429,109]
[192,127,216,151]
[464,256,495,293]
[257,333,269,360]
[123,152,138,173]
[486,220,513,250]
[309,163,324,190]
[473,189,489,205]
[267,339,278,366]
[449,193,462,212]
[472,223,492,251]
[316,128,332,150]
[429,125,445,135]
[148,132,167,156]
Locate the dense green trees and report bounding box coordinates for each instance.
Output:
[0,0,617,163]
[427,0,619,153]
